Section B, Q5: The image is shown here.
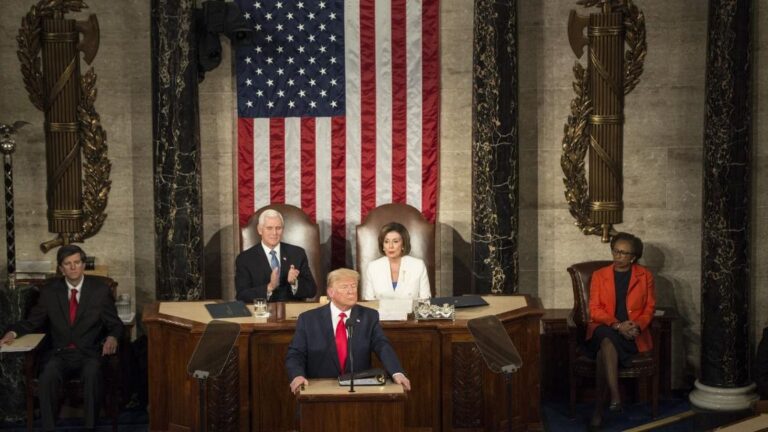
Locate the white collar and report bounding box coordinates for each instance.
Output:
[330,301,352,318]
[261,242,281,258]
[66,277,84,293]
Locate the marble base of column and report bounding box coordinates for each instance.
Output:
[689,380,759,411]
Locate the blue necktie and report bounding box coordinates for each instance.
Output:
[270,250,279,271]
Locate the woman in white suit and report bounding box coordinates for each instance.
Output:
[362,222,431,300]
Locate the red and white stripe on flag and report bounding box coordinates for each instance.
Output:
[237,0,440,269]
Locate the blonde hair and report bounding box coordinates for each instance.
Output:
[326,268,360,288]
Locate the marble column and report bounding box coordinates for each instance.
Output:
[689,0,757,411]
[151,0,204,300]
[470,0,519,294]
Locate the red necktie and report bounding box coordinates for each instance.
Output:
[335,312,348,372]
[69,289,78,325]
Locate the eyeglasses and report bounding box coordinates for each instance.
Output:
[611,249,635,257]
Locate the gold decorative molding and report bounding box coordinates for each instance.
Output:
[561,0,646,241]
[17,0,111,253]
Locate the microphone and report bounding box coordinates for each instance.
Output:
[346,318,356,392]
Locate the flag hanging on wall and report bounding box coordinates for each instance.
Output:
[235,0,440,269]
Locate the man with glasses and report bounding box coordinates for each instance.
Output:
[286,268,411,394]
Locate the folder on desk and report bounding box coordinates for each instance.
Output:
[205,301,252,319]
[430,295,489,308]
[338,368,387,386]
[0,333,45,353]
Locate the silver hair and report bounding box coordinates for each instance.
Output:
[258,209,284,227]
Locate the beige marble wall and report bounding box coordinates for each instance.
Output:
[437,0,474,296]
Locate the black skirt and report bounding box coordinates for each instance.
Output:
[584,325,639,368]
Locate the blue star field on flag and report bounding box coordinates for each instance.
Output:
[236,0,346,118]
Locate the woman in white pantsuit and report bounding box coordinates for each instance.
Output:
[362,222,431,301]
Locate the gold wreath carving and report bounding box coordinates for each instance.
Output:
[17,0,111,253]
[562,0,646,237]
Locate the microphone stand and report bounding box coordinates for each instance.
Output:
[346,319,355,393]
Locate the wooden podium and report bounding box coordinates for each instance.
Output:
[143,296,543,431]
[297,379,405,432]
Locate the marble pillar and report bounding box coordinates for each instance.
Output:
[470,0,519,294]
[690,0,757,411]
[151,0,204,300]
[0,285,37,421]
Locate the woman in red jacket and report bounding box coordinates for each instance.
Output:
[587,232,656,430]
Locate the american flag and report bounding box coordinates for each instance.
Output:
[236,0,440,269]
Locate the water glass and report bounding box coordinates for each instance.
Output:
[254,298,268,316]
[116,293,131,319]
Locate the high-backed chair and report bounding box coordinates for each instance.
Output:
[567,261,659,418]
[355,203,435,296]
[23,275,121,432]
[240,204,324,299]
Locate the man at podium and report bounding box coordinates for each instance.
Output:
[286,268,411,394]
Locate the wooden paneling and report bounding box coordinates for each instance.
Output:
[250,330,296,432]
[144,297,544,432]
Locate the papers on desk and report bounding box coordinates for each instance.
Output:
[378,299,412,321]
[0,333,45,353]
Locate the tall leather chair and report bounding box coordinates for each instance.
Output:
[240,204,324,299]
[567,261,659,418]
[23,275,121,432]
[355,203,435,296]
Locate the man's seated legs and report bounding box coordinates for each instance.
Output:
[38,350,103,431]
[38,355,64,432]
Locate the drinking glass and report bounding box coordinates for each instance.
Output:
[116,293,131,320]
[253,298,268,317]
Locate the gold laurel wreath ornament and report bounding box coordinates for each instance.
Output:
[561,0,646,241]
[17,0,111,253]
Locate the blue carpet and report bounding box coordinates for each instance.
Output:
[542,398,694,431]
[0,408,148,431]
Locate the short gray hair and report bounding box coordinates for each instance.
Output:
[258,209,284,227]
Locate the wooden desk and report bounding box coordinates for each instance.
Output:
[143,295,544,432]
[298,379,405,432]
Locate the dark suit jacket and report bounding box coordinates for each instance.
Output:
[11,276,124,359]
[757,327,768,399]
[235,242,317,302]
[285,304,404,381]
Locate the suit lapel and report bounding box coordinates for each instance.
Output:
[320,304,341,373]
[256,245,271,273]
[279,243,291,279]
[628,264,642,296]
[55,279,70,325]
[74,277,91,325]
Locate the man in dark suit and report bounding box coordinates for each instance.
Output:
[235,209,317,302]
[0,245,123,431]
[286,268,411,394]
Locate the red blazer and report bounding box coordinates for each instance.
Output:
[587,263,656,352]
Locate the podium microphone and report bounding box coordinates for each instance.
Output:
[346,318,356,393]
